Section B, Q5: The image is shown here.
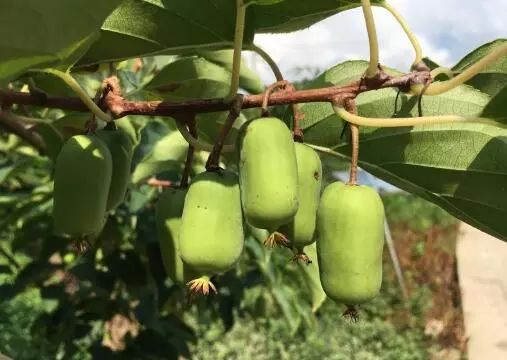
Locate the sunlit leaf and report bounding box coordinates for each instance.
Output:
[0,0,122,83]
[453,39,507,96]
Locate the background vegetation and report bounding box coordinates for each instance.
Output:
[2,2,505,358]
[0,185,464,359]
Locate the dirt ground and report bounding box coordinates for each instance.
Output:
[390,222,467,357]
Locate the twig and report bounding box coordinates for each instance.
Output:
[0,70,433,119]
[285,82,304,142]
[306,144,349,160]
[0,111,46,153]
[344,98,359,186]
[249,44,284,82]
[173,111,236,153]
[417,80,432,117]
[181,117,197,187]
[249,45,304,141]
[147,178,172,188]
[205,95,244,171]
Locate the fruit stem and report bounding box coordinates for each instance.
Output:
[361,0,380,78]
[411,43,507,95]
[205,94,244,171]
[249,43,284,82]
[104,120,117,131]
[348,123,359,185]
[86,86,108,134]
[180,116,197,188]
[332,103,498,128]
[175,115,234,153]
[306,144,349,161]
[248,45,305,141]
[344,98,360,185]
[285,83,304,143]
[377,2,423,67]
[35,69,112,123]
[225,0,247,102]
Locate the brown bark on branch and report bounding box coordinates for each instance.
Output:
[0,111,46,153]
[0,70,430,119]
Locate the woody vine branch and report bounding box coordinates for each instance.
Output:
[0,67,430,118]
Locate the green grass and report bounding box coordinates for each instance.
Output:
[0,289,54,360]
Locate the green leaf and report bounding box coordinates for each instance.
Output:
[271,286,301,333]
[0,164,17,185]
[30,70,103,98]
[80,0,255,65]
[143,56,232,100]
[348,124,507,242]
[296,60,400,141]
[195,50,265,94]
[298,60,488,147]
[0,0,122,83]
[482,85,507,121]
[131,130,189,183]
[132,118,172,170]
[422,57,441,71]
[246,0,286,5]
[32,122,64,161]
[142,56,249,148]
[421,57,451,81]
[80,0,380,65]
[298,243,326,313]
[299,60,507,241]
[196,112,248,151]
[249,0,383,34]
[116,117,140,144]
[453,39,507,96]
[51,113,89,140]
[317,121,507,241]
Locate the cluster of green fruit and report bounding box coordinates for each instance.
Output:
[51,114,384,309]
[52,126,134,241]
[155,116,386,309]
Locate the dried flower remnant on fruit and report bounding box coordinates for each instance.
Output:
[264,232,290,248]
[343,306,360,323]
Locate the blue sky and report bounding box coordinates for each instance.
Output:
[250,0,507,82]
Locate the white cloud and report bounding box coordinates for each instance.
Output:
[250,0,506,82]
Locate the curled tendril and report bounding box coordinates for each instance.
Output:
[332,102,495,128]
[261,80,290,117]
